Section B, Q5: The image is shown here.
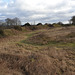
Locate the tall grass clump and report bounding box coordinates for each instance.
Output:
[14,25,22,31]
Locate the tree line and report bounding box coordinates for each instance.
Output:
[0,16,75,26]
[0,17,21,26]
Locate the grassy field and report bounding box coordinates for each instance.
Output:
[0,26,75,75]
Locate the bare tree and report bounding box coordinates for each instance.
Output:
[13,17,21,25]
[5,17,21,25]
[5,18,12,25]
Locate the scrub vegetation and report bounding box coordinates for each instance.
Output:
[0,16,75,75]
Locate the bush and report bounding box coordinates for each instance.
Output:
[0,29,5,37]
[14,25,22,31]
[29,26,37,30]
[37,23,42,26]
[48,24,54,27]
[23,23,31,26]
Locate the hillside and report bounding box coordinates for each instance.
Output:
[0,26,75,75]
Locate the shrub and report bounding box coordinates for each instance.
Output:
[48,24,54,27]
[14,25,22,31]
[23,23,31,26]
[0,29,5,37]
[37,23,42,26]
[29,26,37,30]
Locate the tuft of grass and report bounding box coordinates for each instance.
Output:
[66,32,75,38]
[25,33,35,37]
[16,42,23,47]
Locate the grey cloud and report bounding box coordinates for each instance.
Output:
[0,0,75,24]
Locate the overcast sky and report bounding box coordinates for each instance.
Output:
[0,0,75,24]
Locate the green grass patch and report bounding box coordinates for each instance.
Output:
[20,38,75,48]
[26,33,35,37]
[21,40,43,46]
[21,39,59,46]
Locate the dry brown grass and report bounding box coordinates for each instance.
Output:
[0,26,75,75]
[24,32,51,45]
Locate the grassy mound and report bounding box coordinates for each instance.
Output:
[22,29,75,47]
[23,33,52,45]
